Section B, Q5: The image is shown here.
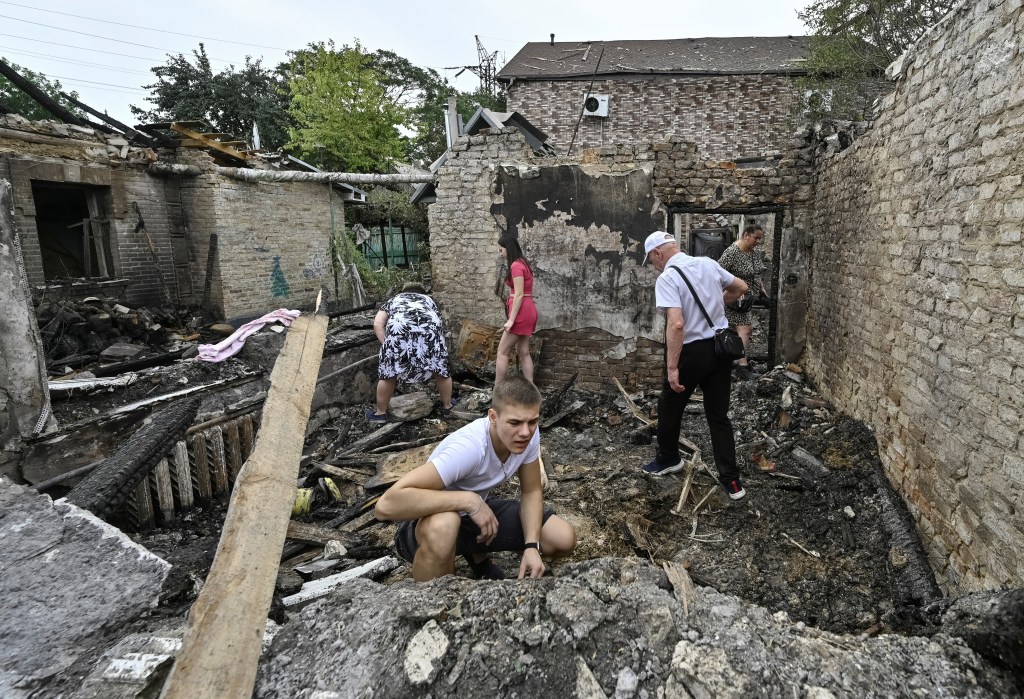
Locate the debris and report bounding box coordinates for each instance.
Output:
[338,421,401,456]
[843,506,856,519]
[65,397,201,520]
[614,377,652,427]
[781,385,794,408]
[791,447,830,476]
[0,479,170,696]
[99,342,146,361]
[160,312,327,699]
[663,561,695,616]
[388,391,434,422]
[782,532,821,559]
[197,308,301,363]
[48,372,139,395]
[541,399,585,429]
[281,556,401,610]
[362,443,436,490]
[404,620,449,685]
[285,521,357,548]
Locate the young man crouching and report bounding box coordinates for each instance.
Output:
[374,376,576,581]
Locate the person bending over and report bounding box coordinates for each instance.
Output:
[374,376,576,581]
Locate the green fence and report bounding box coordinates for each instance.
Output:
[360,225,423,268]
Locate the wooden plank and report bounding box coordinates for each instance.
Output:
[239,414,255,460]
[129,478,155,531]
[224,420,242,483]
[171,440,194,511]
[170,122,247,162]
[285,520,358,547]
[160,312,328,699]
[363,443,437,490]
[190,433,212,501]
[205,427,229,497]
[281,557,400,611]
[151,459,176,523]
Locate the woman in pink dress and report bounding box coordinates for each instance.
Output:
[496,235,537,386]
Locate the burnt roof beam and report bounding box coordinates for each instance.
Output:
[0,58,90,127]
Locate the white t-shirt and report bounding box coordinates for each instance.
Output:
[654,252,735,343]
[429,417,541,501]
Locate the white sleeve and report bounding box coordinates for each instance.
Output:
[430,432,484,487]
[655,271,681,310]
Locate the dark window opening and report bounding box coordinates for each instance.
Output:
[32,182,113,281]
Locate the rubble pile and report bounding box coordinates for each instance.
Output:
[254,557,1020,698]
[36,296,197,372]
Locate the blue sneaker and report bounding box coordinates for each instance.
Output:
[365,409,388,423]
[722,478,746,500]
[642,459,684,476]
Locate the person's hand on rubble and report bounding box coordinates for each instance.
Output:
[518,547,544,579]
[469,497,498,545]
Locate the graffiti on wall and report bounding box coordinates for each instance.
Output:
[271,256,290,297]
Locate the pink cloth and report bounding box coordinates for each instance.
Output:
[197,308,301,362]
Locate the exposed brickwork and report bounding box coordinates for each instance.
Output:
[805,0,1024,591]
[429,128,816,391]
[507,75,804,160]
[1,127,340,318]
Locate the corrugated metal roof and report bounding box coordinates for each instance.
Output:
[496,36,811,80]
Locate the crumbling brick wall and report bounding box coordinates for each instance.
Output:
[507,74,803,160]
[805,0,1024,591]
[0,154,174,307]
[177,153,341,321]
[429,129,815,391]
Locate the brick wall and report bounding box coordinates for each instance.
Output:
[507,74,803,160]
[429,128,815,392]
[0,152,174,307]
[805,0,1024,591]
[177,152,343,320]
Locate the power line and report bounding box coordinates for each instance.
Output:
[0,31,162,61]
[46,73,146,92]
[0,13,239,62]
[0,0,290,51]
[0,46,153,75]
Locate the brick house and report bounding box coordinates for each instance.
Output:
[496,36,811,160]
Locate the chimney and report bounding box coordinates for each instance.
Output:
[550,33,555,46]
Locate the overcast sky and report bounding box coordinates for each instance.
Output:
[0,0,811,127]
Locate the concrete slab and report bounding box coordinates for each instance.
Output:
[0,478,170,698]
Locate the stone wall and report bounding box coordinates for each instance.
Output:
[429,128,816,391]
[506,74,803,160]
[805,0,1024,591]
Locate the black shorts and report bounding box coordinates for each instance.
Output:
[394,498,555,563]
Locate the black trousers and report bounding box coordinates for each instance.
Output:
[655,337,739,482]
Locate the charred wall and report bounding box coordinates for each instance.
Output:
[429,128,816,391]
[805,0,1024,591]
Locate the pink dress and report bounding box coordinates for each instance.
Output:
[505,259,538,336]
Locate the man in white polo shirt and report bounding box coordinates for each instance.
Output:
[374,376,577,581]
[642,231,750,500]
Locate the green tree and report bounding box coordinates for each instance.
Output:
[797,0,956,120]
[285,41,407,172]
[131,44,292,150]
[0,59,82,121]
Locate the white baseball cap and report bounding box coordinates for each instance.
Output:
[643,231,674,263]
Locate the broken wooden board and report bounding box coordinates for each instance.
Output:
[362,443,438,491]
[281,556,400,611]
[99,342,146,361]
[662,561,695,616]
[160,312,328,699]
[285,520,358,548]
[338,421,401,456]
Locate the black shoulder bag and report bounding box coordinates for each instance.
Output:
[670,266,746,360]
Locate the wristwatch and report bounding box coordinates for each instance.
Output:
[523,541,542,553]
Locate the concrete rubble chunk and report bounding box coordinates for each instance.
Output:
[403,620,449,685]
[254,558,1018,698]
[0,478,170,698]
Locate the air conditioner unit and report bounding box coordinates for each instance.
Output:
[582,93,609,117]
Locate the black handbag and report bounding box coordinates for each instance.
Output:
[670,266,746,360]
[727,292,755,313]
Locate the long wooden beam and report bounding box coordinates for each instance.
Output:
[214,166,435,185]
[0,59,89,126]
[159,311,328,699]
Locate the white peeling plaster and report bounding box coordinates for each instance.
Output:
[404,619,449,685]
